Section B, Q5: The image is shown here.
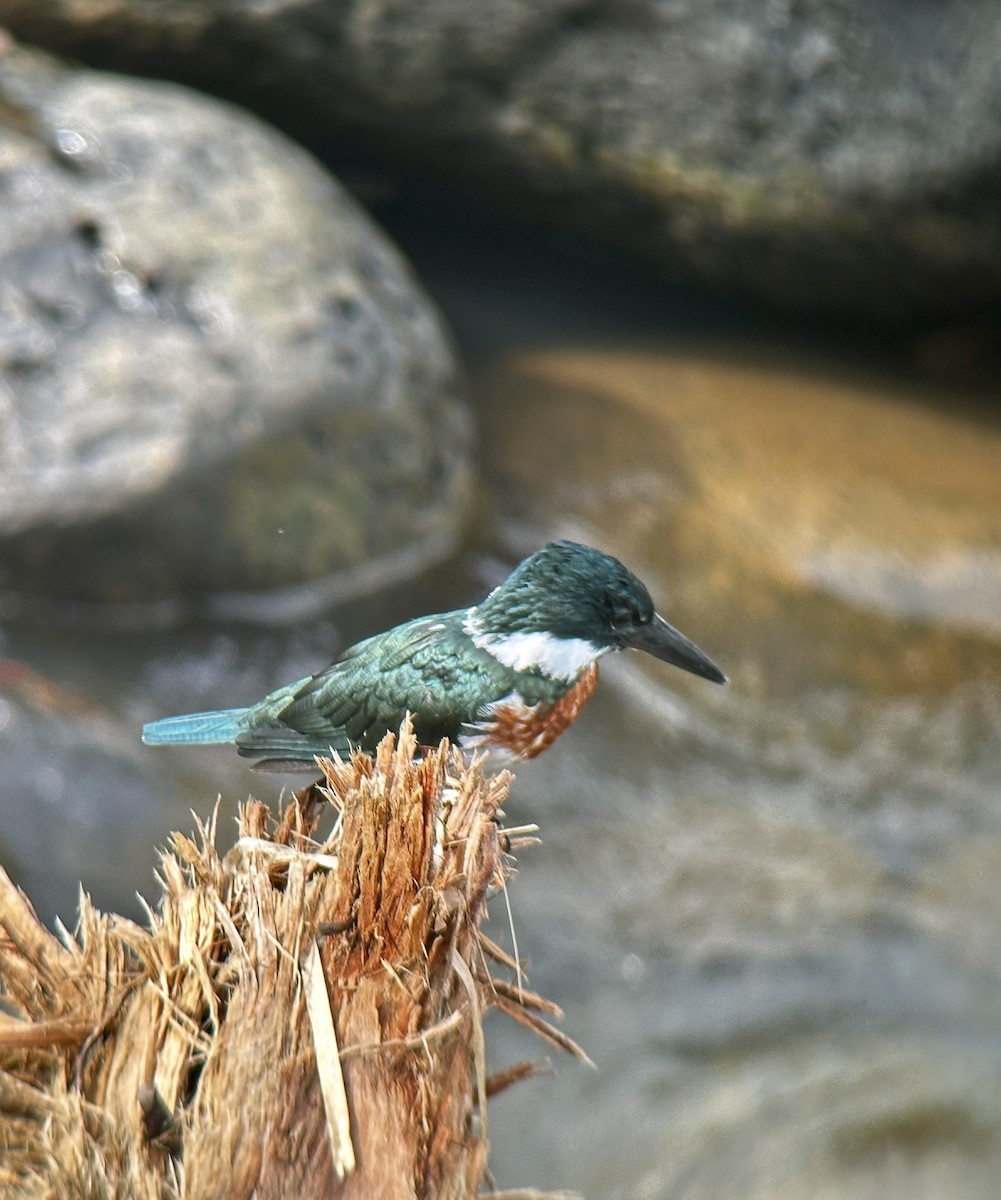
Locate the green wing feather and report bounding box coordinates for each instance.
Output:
[234,611,545,767]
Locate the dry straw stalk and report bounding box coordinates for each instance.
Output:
[0,721,586,1199]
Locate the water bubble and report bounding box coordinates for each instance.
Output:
[620,952,647,984]
[52,127,100,169]
[54,128,89,157]
[111,269,145,312]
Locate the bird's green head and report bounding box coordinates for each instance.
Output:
[470,540,727,683]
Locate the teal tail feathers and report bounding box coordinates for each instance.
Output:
[142,708,248,746]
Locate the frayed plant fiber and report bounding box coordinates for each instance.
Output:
[0,720,585,1199]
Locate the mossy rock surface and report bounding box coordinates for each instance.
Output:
[2,5,1001,316]
[0,46,471,613]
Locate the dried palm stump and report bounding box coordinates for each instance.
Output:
[0,721,587,1199]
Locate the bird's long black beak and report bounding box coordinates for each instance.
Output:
[621,614,728,684]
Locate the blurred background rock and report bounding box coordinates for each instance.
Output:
[3,0,1001,320]
[0,44,470,611]
[0,8,999,1198]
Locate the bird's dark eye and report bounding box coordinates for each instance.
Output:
[607,585,652,628]
[610,602,635,627]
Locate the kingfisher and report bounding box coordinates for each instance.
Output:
[142,541,726,770]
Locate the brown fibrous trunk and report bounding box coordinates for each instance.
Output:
[0,721,586,1199]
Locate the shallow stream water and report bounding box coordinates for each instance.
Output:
[2,214,1000,1198]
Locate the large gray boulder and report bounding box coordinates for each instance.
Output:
[0,3,999,318]
[0,44,471,616]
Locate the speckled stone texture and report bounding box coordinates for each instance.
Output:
[1,2,999,317]
[0,44,471,612]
